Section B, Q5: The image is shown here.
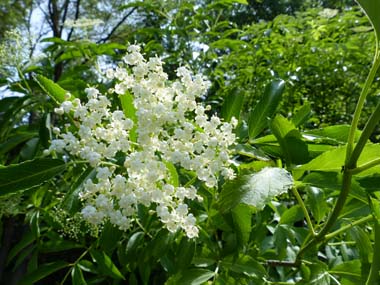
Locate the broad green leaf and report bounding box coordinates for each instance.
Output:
[176,269,215,285]
[356,0,380,42]
[248,80,285,139]
[221,88,244,122]
[221,254,266,278]
[270,114,309,165]
[349,226,372,264]
[72,264,87,285]
[20,138,40,161]
[176,238,195,271]
[231,203,252,245]
[0,158,66,196]
[298,143,380,176]
[329,259,362,284]
[305,186,328,223]
[234,144,271,161]
[279,205,304,225]
[219,167,293,211]
[292,103,312,127]
[19,261,69,285]
[90,249,125,280]
[303,125,362,145]
[120,91,137,142]
[125,231,145,260]
[98,222,123,255]
[35,74,68,103]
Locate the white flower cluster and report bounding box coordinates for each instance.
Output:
[48,44,237,238]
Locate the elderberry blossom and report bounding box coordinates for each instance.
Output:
[47,45,237,238]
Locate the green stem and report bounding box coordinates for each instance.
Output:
[366,221,380,285]
[296,171,353,262]
[291,187,315,236]
[349,158,380,175]
[324,214,373,241]
[346,49,380,165]
[350,101,380,167]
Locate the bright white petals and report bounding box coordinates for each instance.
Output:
[48,44,237,238]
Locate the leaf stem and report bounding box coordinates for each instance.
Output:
[324,214,373,241]
[291,187,315,236]
[349,158,380,175]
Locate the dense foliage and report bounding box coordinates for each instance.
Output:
[1,0,380,285]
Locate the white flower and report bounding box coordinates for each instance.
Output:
[48,44,238,238]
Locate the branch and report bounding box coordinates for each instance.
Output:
[97,7,137,44]
[67,0,81,41]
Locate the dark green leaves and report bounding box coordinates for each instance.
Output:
[248,80,285,139]
[221,88,244,122]
[20,261,69,285]
[270,114,309,165]
[90,249,125,280]
[0,158,66,195]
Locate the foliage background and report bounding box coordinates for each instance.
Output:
[1,0,380,284]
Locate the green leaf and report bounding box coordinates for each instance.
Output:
[176,269,215,285]
[6,230,35,266]
[231,204,252,245]
[329,259,362,284]
[349,226,372,264]
[0,133,37,155]
[279,205,304,225]
[164,160,179,187]
[62,167,96,215]
[90,249,125,280]
[98,222,123,255]
[298,143,380,176]
[221,88,244,122]
[270,114,309,165]
[292,103,312,127]
[356,0,380,42]
[248,80,285,139]
[303,125,362,145]
[221,254,266,278]
[176,238,195,271]
[72,264,87,285]
[35,74,68,104]
[305,186,328,223]
[219,167,293,211]
[20,261,69,285]
[0,158,66,196]
[119,91,137,142]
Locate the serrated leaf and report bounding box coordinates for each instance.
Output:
[221,88,244,122]
[35,75,68,104]
[219,167,293,211]
[248,80,285,139]
[0,158,66,196]
[90,249,125,280]
[19,261,69,285]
